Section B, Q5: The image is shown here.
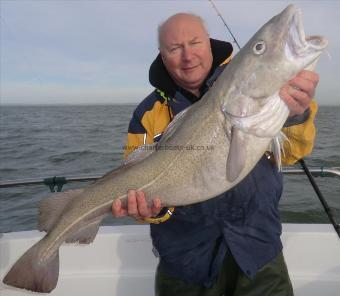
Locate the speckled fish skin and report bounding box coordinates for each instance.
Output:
[3,4,327,293]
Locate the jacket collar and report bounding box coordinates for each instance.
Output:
[149,38,233,98]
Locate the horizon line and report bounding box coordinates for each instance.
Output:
[1,103,339,107]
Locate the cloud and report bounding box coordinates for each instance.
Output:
[1,0,339,105]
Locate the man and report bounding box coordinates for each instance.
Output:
[112,13,318,296]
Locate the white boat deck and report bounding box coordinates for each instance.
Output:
[1,224,340,296]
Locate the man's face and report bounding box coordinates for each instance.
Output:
[159,15,213,95]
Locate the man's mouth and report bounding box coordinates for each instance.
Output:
[182,65,199,72]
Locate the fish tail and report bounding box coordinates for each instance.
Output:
[3,239,59,293]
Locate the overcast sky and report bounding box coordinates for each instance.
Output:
[1,0,339,105]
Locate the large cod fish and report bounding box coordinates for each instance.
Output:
[3,4,327,293]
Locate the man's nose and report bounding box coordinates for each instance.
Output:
[182,45,193,61]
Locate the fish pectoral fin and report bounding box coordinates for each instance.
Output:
[269,132,288,170]
[3,238,59,293]
[38,189,84,232]
[226,126,246,182]
[65,216,104,244]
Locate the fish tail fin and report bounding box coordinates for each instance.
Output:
[3,239,59,293]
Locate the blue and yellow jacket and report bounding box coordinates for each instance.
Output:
[124,39,318,286]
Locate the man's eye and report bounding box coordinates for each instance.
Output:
[191,41,201,46]
[170,47,180,52]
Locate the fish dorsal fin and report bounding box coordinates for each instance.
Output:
[157,107,190,145]
[226,126,246,182]
[125,107,191,163]
[124,143,156,165]
[38,189,84,232]
[39,189,105,244]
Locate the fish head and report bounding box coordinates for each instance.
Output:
[250,4,328,78]
[221,4,328,117]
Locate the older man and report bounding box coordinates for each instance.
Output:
[113,13,318,296]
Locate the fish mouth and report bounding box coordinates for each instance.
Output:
[286,6,328,63]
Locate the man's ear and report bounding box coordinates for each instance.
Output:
[159,50,166,63]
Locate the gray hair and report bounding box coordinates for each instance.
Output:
[157,13,209,50]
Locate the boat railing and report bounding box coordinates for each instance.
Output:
[1,165,339,238]
[0,166,339,192]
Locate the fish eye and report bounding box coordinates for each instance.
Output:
[253,41,266,55]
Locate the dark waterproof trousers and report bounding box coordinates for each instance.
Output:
[155,252,293,296]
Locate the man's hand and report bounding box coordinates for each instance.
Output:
[112,190,162,219]
[279,70,319,117]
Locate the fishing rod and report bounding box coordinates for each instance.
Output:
[208,0,340,239]
[299,159,340,237]
[208,0,241,50]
